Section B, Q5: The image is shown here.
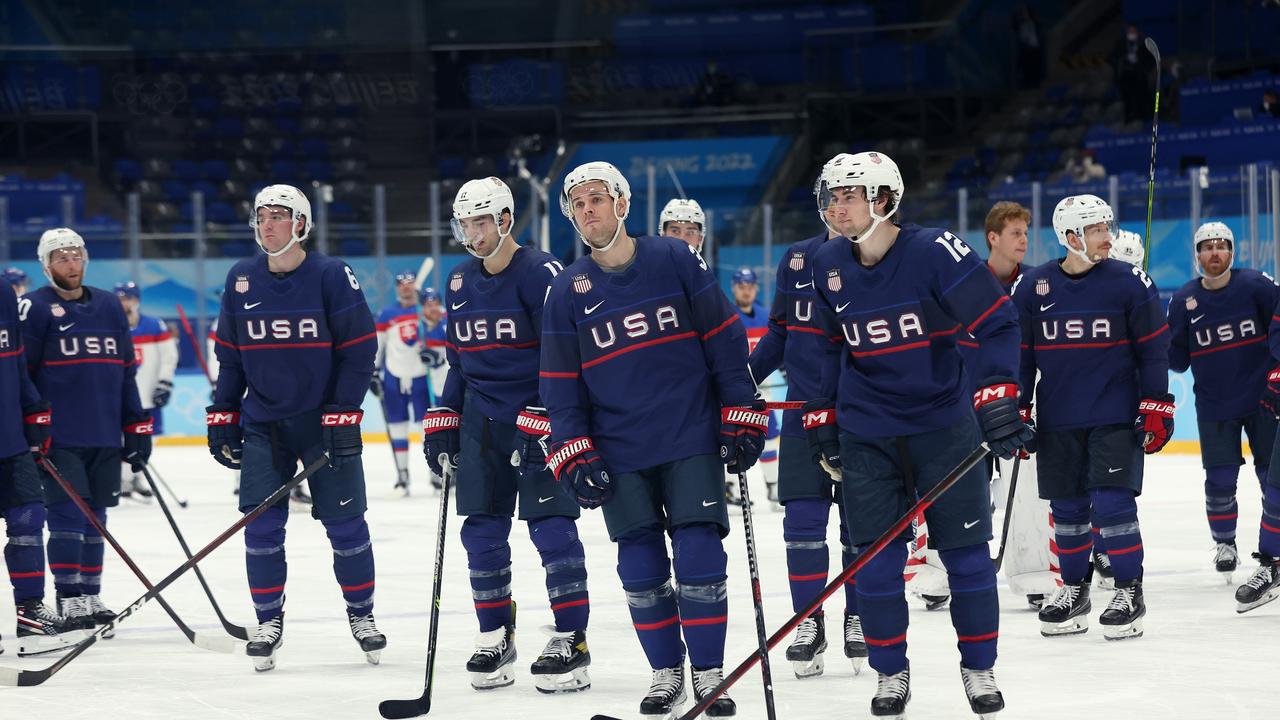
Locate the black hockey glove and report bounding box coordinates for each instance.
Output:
[512,406,551,479]
[122,415,154,473]
[1017,407,1038,459]
[23,401,52,458]
[320,406,364,469]
[973,379,1035,461]
[206,403,242,469]
[1134,394,1175,454]
[802,399,842,482]
[421,406,460,478]
[152,379,173,408]
[419,346,445,369]
[1262,367,1280,418]
[369,375,384,399]
[547,437,612,509]
[719,401,769,474]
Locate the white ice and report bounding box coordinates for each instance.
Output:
[0,446,1272,719]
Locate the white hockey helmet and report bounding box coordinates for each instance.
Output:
[452,177,515,260]
[37,227,88,291]
[1110,230,1145,267]
[1193,220,1235,279]
[1052,194,1115,264]
[249,184,312,257]
[660,198,705,230]
[560,161,631,252]
[815,151,904,243]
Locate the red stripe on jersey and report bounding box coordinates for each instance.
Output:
[788,325,825,336]
[424,339,448,347]
[44,358,125,366]
[929,325,961,339]
[634,615,679,631]
[539,370,580,379]
[680,615,727,627]
[1035,340,1130,351]
[335,331,377,350]
[340,580,375,592]
[702,314,740,341]
[375,322,391,331]
[581,331,698,369]
[0,348,22,358]
[212,335,237,349]
[457,340,539,353]
[850,339,931,358]
[1189,336,1266,358]
[240,342,332,351]
[132,333,170,344]
[1136,324,1169,344]
[958,340,980,348]
[966,295,1011,334]
[865,633,907,647]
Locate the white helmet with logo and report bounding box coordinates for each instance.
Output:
[660,198,705,230]
[815,151,905,243]
[37,227,88,292]
[560,161,631,252]
[1194,220,1235,279]
[1110,230,1145,267]
[452,177,515,260]
[249,184,312,257]
[1052,194,1115,264]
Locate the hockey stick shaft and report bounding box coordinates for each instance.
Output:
[1,454,329,686]
[1142,36,1162,271]
[735,471,777,720]
[378,458,454,719]
[146,460,189,508]
[373,383,405,488]
[36,456,234,652]
[176,303,213,385]
[991,456,1021,571]
[764,401,805,411]
[141,464,249,640]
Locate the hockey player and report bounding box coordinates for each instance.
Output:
[1013,194,1173,642]
[983,201,1029,292]
[418,287,449,400]
[1167,222,1277,583]
[21,228,152,637]
[206,185,385,671]
[804,151,1026,718]
[1245,311,1280,611]
[3,267,28,297]
[660,198,706,251]
[727,267,778,508]
[420,177,593,694]
[0,274,75,656]
[114,281,178,499]
[374,270,432,494]
[540,161,767,718]
[747,178,866,681]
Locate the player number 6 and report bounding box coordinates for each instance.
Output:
[344,266,361,290]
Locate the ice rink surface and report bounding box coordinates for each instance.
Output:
[0,445,1272,719]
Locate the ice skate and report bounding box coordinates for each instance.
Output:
[843,611,867,674]
[84,594,117,639]
[467,624,516,690]
[1025,593,1046,610]
[16,599,77,657]
[691,666,735,717]
[1213,542,1239,584]
[870,666,910,719]
[1092,549,1114,590]
[1099,579,1145,641]
[724,481,750,508]
[348,612,387,665]
[290,484,312,506]
[1038,581,1090,637]
[530,626,591,693]
[921,593,950,611]
[784,614,826,679]
[246,615,284,672]
[640,665,686,719]
[393,468,410,497]
[1235,554,1280,613]
[56,592,95,633]
[960,664,1004,718]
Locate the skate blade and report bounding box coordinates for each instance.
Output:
[922,597,950,611]
[365,649,382,665]
[533,667,591,693]
[1040,618,1089,637]
[1095,577,1115,590]
[1102,618,1144,641]
[1236,589,1280,614]
[470,664,515,690]
[16,636,76,657]
[640,689,687,719]
[849,655,865,675]
[251,654,278,672]
[789,655,824,679]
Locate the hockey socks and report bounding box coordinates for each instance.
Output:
[245,505,288,623]
[45,500,85,597]
[461,515,514,632]
[1260,484,1280,558]
[856,539,910,676]
[323,514,376,616]
[5,503,47,603]
[528,516,589,632]
[672,523,728,670]
[618,527,684,670]
[1204,465,1240,544]
[1050,499,1094,583]
[784,499,831,613]
[939,544,999,670]
[1091,487,1143,582]
[79,506,107,596]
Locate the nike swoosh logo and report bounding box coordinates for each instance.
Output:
[58,323,75,331]
[339,498,353,506]
[584,300,606,315]
[451,301,468,310]
[963,520,980,529]
[1039,303,1055,311]
[538,496,554,504]
[1107,467,1124,474]
[835,302,851,313]
[701,500,717,507]
[795,281,813,289]
[244,302,262,310]
[1190,315,1205,324]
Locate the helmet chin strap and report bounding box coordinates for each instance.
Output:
[42,253,87,293]
[467,226,511,261]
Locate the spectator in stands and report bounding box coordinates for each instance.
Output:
[1013,4,1044,89]
[1065,149,1106,184]
[1262,89,1280,119]
[1114,24,1155,125]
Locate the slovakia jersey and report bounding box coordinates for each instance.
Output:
[750,232,837,438]
[213,252,377,423]
[0,278,41,458]
[541,235,756,473]
[1168,269,1279,421]
[376,303,428,381]
[21,285,145,447]
[131,314,178,410]
[421,318,449,396]
[1012,258,1170,431]
[439,246,561,422]
[811,224,1020,437]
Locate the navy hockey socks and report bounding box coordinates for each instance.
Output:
[4,502,47,603]
[1204,465,1240,545]
[618,526,684,670]
[783,498,831,614]
[1260,484,1280,558]
[45,500,85,597]
[672,523,728,669]
[78,506,107,596]
[940,544,999,670]
[1049,499,1093,583]
[1091,487,1143,582]
[528,516,589,632]
[855,539,909,676]
[245,505,288,623]
[323,514,376,616]
[461,515,514,631]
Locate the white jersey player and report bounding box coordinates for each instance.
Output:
[374,272,432,494]
[115,281,177,499]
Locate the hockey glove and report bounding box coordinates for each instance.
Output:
[206,403,242,469]
[321,406,364,469]
[1134,394,1175,454]
[973,379,1035,461]
[546,437,612,509]
[122,416,154,473]
[512,406,552,479]
[369,375,384,400]
[421,407,460,478]
[152,379,173,408]
[23,401,52,458]
[802,399,842,482]
[719,402,770,474]
[1016,407,1037,459]
[1262,367,1280,418]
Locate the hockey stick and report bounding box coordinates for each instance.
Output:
[0,454,329,686]
[1141,36,1161,271]
[377,456,455,719]
[176,303,213,385]
[141,464,249,640]
[990,456,1021,572]
[146,460,189,508]
[35,456,238,654]
[734,470,777,720]
[590,444,991,720]
[764,401,805,411]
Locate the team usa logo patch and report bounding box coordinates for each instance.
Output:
[826,269,841,293]
[449,273,463,292]
[50,303,65,318]
[789,253,805,271]
[234,275,250,293]
[573,274,593,294]
[868,152,882,164]
[1185,296,1198,311]
[1035,278,1050,296]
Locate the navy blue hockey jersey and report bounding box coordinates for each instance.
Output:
[540,236,756,473]
[22,285,145,447]
[213,252,376,422]
[439,246,563,422]
[0,278,41,458]
[1012,258,1170,431]
[1167,269,1277,421]
[811,224,1021,437]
